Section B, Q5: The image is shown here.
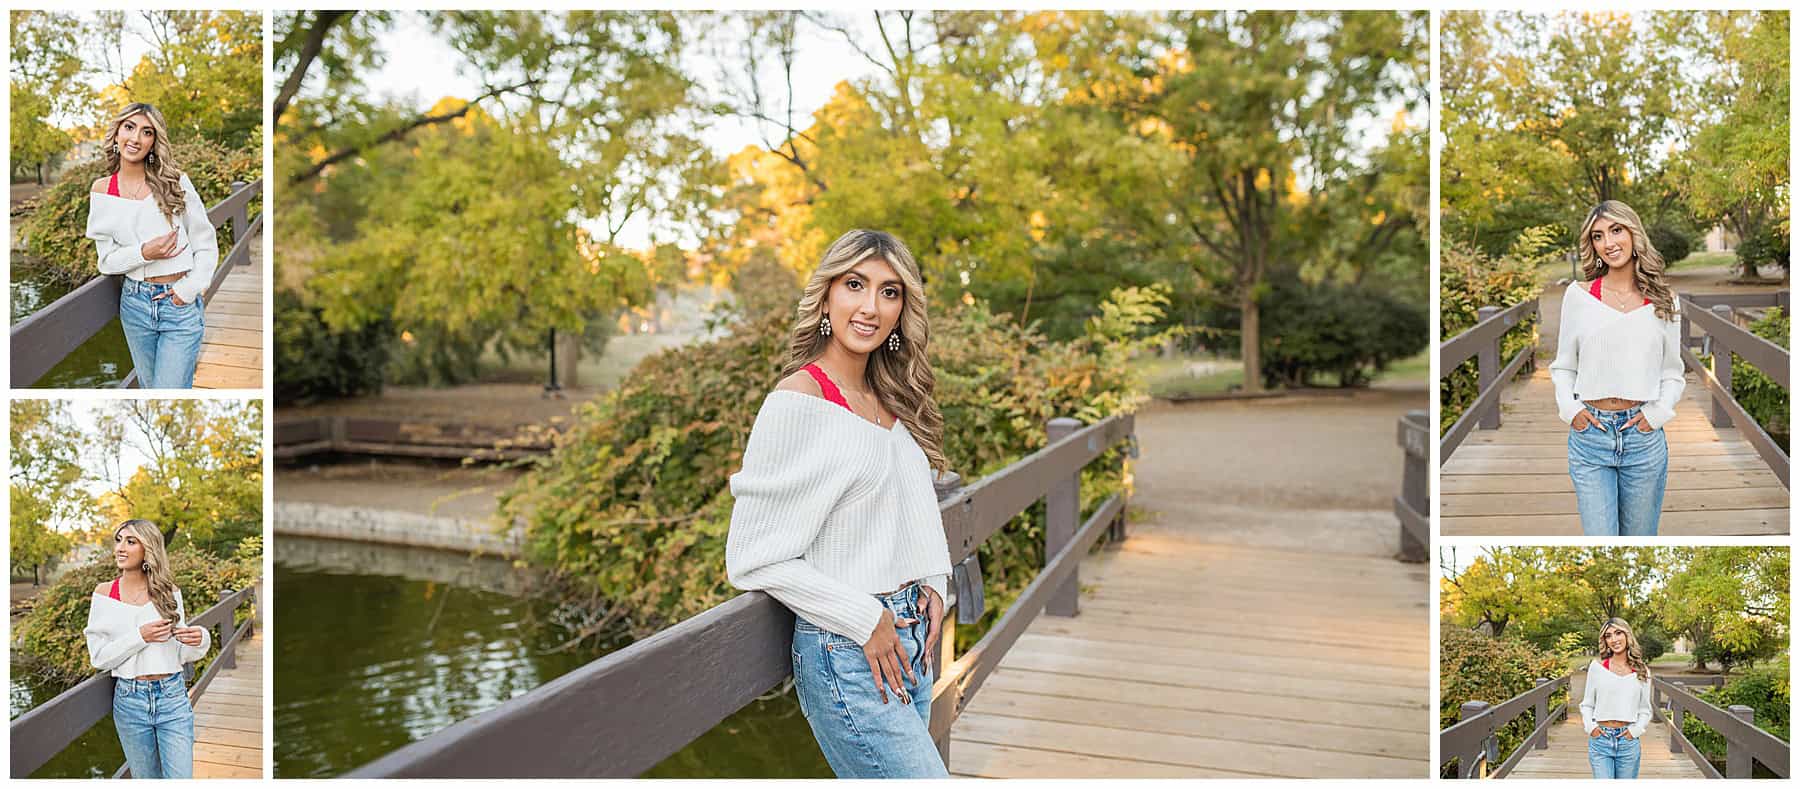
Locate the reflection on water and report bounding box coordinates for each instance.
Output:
[273,537,831,778]
[12,254,131,388]
[11,659,126,777]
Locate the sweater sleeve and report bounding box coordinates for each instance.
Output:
[1629,677,1654,740]
[86,195,151,276]
[1549,284,1586,426]
[170,175,219,305]
[1579,662,1600,735]
[726,396,888,645]
[85,596,150,672]
[1638,297,1685,429]
[174,589,212,664]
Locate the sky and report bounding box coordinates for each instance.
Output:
[50,401,151,535]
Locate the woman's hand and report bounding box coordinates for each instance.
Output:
[861,608,917,705]
[1622,413,1653,433]
[1621,730,1636,740]
[1589,727,1603,737]
[922,586,946,665]
[1571,411,1603,432]
[168,289,189,307]
[139,619,173,643]
[173,626,204,647]
[139,230,180,260]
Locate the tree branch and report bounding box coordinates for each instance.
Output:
[289,79,537,185]
[273,10,350,126]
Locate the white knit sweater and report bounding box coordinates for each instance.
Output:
[84,173,219,304]
[1579,659,1655,739]
[1549,281,1685,429]
[726,391,952,644]
[84,587,211,679]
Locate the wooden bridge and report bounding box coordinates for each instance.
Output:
[10,179,262,389]
[190,629,263,778]
[1441,670,1789,780]
[335,408,1429,778]
[1440,290,1789,535]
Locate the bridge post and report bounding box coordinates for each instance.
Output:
[1044,417,1081,617]
[1726,705,1754,778]
[1476,306,1503,430]
[1708,304,1735,428]
[1669,682,1684,753]
[229,180,249,265]
[1396,410,1428,562]
[1533,678,1551,749]
[1458,700,1492,779]
[932,472,963,768]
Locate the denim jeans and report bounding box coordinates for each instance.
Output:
[1588,725,1642,779]
[792,582,946,778]
[119,278,204,389]
[113,674,194,779]
[1568,404,1667,536]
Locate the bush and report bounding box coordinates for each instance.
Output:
[14,537,262,687]
[1682,664,1790,773]
[1736,225,1790,276]
[1258,273,1428,389]
[500,289,1164,647]
[1700,308,1790,452]
[1649,225,1693,265]
[272,289,393,405]
[19,139,262,288]
[1439,628,1570,778]
[1439,243,1543,431]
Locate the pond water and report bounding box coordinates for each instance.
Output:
[9,662,126,778]
[12,253,132,388]
[272,535,832,778]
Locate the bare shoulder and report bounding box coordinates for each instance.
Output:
[90,176,110,194]
[773,370,824,399]
[93,580,112,596]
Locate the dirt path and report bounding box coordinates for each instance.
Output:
[1129,388,1427,558]
[276,460,522,522]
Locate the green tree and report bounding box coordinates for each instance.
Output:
[89,400,265,558]
[10,401,83,583]
[1653,546,1789,670]
[99,11,264,150]
[9,11,93,182]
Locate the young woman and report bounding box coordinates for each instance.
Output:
[83,520,211,779]
[83,102,218,389]
[1580,617,1655,780]
[726,229,954,778]
[1549,200,1684,536]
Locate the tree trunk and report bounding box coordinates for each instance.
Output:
[555,329,582,389]
[1239,287,1262,392]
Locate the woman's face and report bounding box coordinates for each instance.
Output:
[1603,626,1629,655]
[114,528,145,571]
[1590,217,1635,269]
[115,113,155,165]
[826,256,905,355]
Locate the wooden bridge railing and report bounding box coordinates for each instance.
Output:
[10,586,257,778]
[1439,299,1539,460]
[342,412,1135,778]
[1439,673,1571,779]
[11,179,263,388]
[1658,676,1790,779]
[1394,409,1427,561]
[1676,292,1789,488]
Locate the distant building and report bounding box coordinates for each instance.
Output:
[1704,225,1739,253]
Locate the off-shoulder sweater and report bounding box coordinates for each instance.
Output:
[83,173,219,305]
[1579,659,1655,740]
[726,391,952,645]
[1549,280,1686,429]
[84,587,212,679]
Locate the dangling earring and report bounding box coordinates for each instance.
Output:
[146,151,156,164]
[819,316,832,337]
[887,330,902,352]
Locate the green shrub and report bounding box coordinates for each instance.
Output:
[14,537,262,687]
[1258,273,1428,389]
[1439,243,1543,431]
[500,289,1164,646]
[1681,664,1790,773]
[1649,225,1693,264]
[1699,308,1789,452]
[1439,627,1570,778]
[272,289,393,405]
[1736,225,1790,276]
[19,139,262,288]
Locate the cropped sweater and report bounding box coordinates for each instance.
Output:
[1579,659,1655,739]
[84,587,211,679]
[726,391,952,645]
[1549,280,1685,429]
[83,173,219,305]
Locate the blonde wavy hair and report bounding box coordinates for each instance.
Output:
[116,519,181,623]
[1578,200,1677,321]
[1597,617,1651,683]
[102,103,188,223]
[780,229,947,472]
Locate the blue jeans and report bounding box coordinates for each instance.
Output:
[119,278,204,389]
[1568,404,1667,536]
[113,674,194,779]
[792,582,946,778]
[1588,725,1642,779]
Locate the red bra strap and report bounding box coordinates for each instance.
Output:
[107,172,121,197]
[1590,278,1650,305]
[109,578,121,600]
[801,363,852,412]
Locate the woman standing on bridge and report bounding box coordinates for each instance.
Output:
[1550,200,1683,536]
[83,519,211,778]
[726,229,953,778]
[1580,617,1655,779]
[84,102,219,389]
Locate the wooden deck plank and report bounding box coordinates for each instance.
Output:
[1505,702,1703,779]
[194,239,262,391]
[192,629,263,779]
